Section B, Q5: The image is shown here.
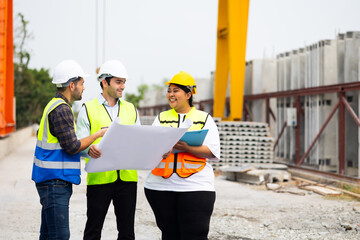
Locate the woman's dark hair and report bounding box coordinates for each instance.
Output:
[173,84,193,107]
[100,76,112,89]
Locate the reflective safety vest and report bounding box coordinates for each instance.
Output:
[84,98,138,185]
[32,98,81,184]
[151,107,209,178]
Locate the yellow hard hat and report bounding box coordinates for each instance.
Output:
[165,71,197,94]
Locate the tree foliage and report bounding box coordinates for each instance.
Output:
[125,83,149,108]
[14,13,55,128]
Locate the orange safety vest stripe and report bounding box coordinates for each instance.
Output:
[151,152,207,178]
[152,107,209,178]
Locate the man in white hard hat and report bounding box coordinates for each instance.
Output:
[77,59,140,240]
[32,59,107,240]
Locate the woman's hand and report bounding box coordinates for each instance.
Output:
[162,148,173,159]
[174,141,215,159]
[174,141,189,152]
[88,145,102,158]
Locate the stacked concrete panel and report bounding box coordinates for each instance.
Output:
[276,52,292,160]
[273,32,360,174]
[210,121,274,169]
[318,39,339,172]
[262,59,278,139]
[245,59,277,138]
[250,59,264,123]
[344,32,360,172]
[276,53,285,159]
[289,49,306,161]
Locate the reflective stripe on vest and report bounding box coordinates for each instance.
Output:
[158,107,209,130]
[151,107,209,178]
[84,98,138,185]
[33,156,81,169]
[32,98,81,184]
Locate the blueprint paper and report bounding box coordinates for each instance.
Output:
[85,118,188,173]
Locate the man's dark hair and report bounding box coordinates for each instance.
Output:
[100,77,112,89]
[57,77,82,92]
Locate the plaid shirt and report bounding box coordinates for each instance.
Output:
[48,92,81,155]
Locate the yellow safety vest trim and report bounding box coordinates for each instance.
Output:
[84,98,138,185]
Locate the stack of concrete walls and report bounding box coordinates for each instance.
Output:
[246,59,277,137]
[289,49,305,162]
[276,53,292,160]
[250,59,263,123]
[261,59,277,139]
[318,39,338,172]
[273,31,359,175]
[344,32,360,175]
[276,54,285,159]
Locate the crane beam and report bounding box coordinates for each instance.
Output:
[214,0,249,120]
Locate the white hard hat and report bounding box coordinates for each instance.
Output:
[97,59,128,82]
[52,59,90,87]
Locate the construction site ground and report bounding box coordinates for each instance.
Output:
[1,134,360,240]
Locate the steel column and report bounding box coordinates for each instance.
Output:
[338,92,346,175]
[298,99,340,166]
[295,96,301,165]
[274,121,287,150]
[266,98,270,125]
[0,0,14,137]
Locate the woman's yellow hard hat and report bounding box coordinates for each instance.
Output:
[165,71,197,94]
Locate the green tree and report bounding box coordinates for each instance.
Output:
[125,84,149,108]
[14,13,55,128]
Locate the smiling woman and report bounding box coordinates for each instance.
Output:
[165,71,196,113]
[144,71,221,240]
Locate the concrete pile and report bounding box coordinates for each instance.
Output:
[211,120,274,167]
[210,120,292,185]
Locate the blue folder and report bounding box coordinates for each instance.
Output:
[172,129,209,153]
[179,129,209,146]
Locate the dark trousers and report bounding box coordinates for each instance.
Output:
[83,179,137,240]
[145,188,216,240]
[36,179,73,240]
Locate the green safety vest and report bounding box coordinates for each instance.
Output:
[83,97,138,185]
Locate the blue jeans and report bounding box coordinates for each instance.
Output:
[36,179,73,240]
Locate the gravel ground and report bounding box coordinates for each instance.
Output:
[0,136,359,240]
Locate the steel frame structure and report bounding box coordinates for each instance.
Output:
[138,82,360,176]
[0,0,14,137]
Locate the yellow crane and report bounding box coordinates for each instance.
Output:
[214,0,249,121]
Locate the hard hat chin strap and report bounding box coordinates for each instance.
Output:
[186,85,196,93]
[55,77,79,88]
[98,74,113,82]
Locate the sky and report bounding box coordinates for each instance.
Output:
[13,0,360,105]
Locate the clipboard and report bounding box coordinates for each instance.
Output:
[172,129,209,153]
[180,129,209,146]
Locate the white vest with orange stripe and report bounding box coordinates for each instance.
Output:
[151,107,209,178]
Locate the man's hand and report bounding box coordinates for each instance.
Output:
[97,127,108,138]
[88,145,102,158]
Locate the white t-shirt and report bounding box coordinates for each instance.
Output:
[144,112,220,192]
